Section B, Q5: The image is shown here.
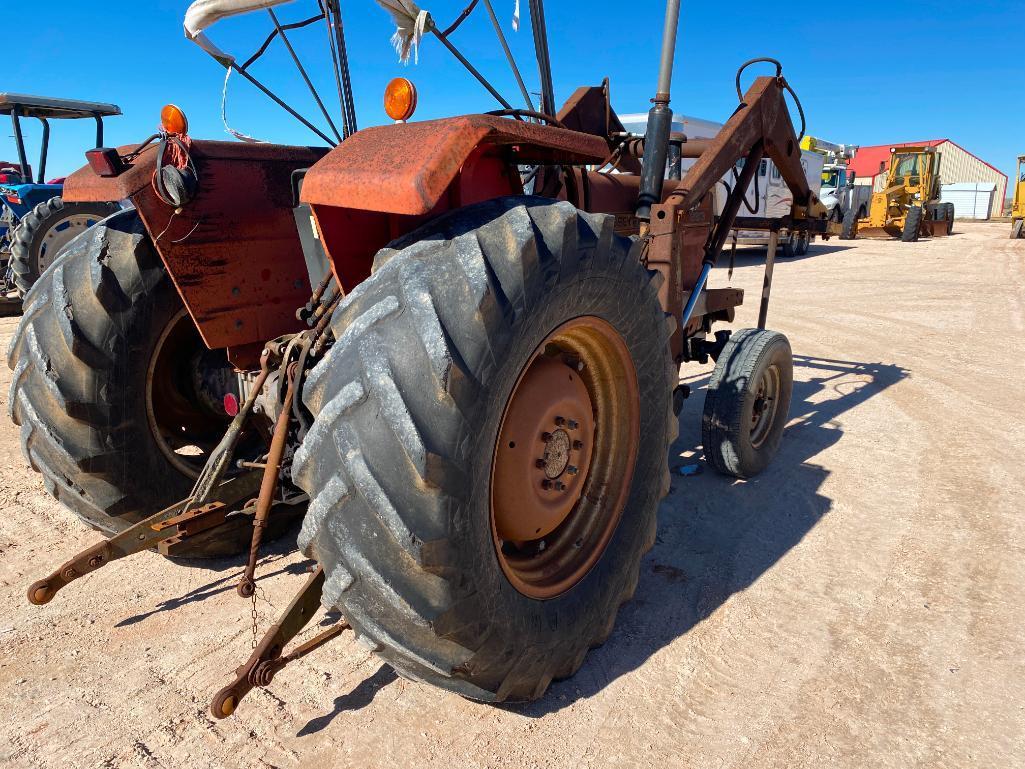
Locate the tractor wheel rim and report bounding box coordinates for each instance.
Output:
[749,364,780,449]
[39,213,101,271]
[490,316,640,599]
[146,308,233,478]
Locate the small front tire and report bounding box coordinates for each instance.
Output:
[702,328,793,479]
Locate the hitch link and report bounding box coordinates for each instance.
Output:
[211,566,348,718]
[26,471,262,606]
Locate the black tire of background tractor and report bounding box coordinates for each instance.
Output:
[945,202,955,235]
[701,328,793,479]
[780,237,795,258]
[840,206,859,240]
[10,196,120,299]
[1013,219,1025,240]
[293,197,676,702]
[6,209,233,551]
[901,205,922,242]
[794,230,810,256]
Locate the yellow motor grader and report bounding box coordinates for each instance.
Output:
[1011,155,1024,239]
[843,145,954,241]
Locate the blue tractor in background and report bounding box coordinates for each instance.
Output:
[1,94,123,307]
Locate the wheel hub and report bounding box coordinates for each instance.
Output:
[489,316,640,599]
[493,355,595,542]
[749,365,780,449]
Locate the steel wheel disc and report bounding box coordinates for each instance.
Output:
[490,316,640,599]
[38,213,103,271]
[749,364,780,449]
[145,308,235,478]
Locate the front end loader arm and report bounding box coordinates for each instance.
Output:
[644,75,830,359]
[666,75,823,218]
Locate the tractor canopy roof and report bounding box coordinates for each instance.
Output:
[0,93,121,120]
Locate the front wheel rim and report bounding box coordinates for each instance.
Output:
[490,317,640,599]
[749,364,781,449]
[38,212,105,272]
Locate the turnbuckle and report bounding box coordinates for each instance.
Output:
[211,566,349,718]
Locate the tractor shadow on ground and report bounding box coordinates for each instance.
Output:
[297,664,399,736]
[114,521,311,627]
[725,242,855,267]
[507,353,908,717]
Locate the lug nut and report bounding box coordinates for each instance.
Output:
[541,431,552,441]
[567,419,579,430]
[535,459,546,469]
[554,481,566,491]
[541,479,553,490]
[554,416,566,426]
[572,440,584,450]
[567,465,578,475]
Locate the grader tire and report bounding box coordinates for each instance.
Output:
[6,209,234,547]
[901,205,922,242]
[702,328,793,479]
[294,197,676,701]
[840,206,859,240]
[9,196,119,298]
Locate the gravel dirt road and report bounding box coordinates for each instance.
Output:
[1,221,1022,768]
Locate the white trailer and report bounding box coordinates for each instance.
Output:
[621,112,823,256]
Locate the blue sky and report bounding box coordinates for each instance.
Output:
[5,1,1022,182]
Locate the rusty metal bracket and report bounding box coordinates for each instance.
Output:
[26,471,263,606]
[237,363,298,599]
[211,566,348,718]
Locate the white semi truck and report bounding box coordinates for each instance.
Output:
[621,112,824,256]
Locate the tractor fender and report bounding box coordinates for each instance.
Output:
[63,140,328,360]
[300,115,608,215]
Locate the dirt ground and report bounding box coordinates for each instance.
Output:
[0,221,1022,768]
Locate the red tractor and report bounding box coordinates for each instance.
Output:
[12,0,835,715]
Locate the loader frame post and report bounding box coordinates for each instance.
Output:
[636,0,681,222]
[758,227,779,329]
[680,139,765,329]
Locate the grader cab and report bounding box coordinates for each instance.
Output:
[846,145,955,241]
[10,0,837,717]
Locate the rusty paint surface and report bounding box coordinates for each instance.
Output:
[63,140,326,352]
[301,115,607,215]
[311,144,523,294]
[132,142,325,350]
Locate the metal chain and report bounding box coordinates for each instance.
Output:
[251,590,259,649]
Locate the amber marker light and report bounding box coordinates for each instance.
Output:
[384,78,418,123]
[160,104,189,135]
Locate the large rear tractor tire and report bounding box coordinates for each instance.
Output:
[294,197,676,701]
[702,328,793,479]
[7,209,237,542]
[901,205,922,242]
[944,202,955,235]
[10,196,119,298]
[1013,219,1025,240]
